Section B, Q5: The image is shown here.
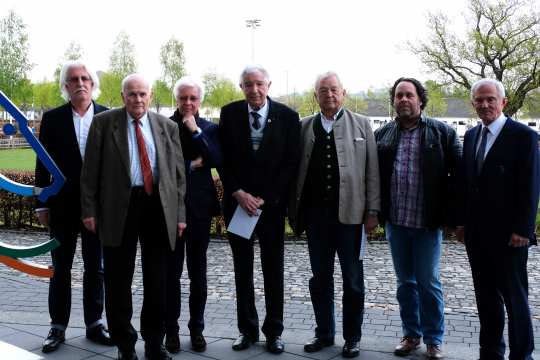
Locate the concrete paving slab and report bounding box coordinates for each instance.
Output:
[0,340,42,360]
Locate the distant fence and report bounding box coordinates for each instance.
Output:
[0,137,30,149]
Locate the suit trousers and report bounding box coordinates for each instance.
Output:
[103,187,169,353]
[49,219,104,329]
[304,206,364,342]
[466,242,534,360]
[165,214,211,335]
[227,206,285,339]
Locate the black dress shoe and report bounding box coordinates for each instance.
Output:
[86,324,114,346]
[165,333,180,353]
[118,350,138,360]
[342,340,360,358]
[42,328,65,353]
[190,333,206,352]
[304,337,334,352]
[144,344,171,360]
[266,336,285,354]
[232,333,258,351]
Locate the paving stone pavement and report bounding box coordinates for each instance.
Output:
[0,230,539,359]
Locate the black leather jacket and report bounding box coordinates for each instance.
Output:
[375,115,462,229]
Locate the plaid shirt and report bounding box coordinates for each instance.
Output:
[390,126,424,228]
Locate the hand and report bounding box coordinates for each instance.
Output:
[182,114,198,132]
[178,222,187,237]
[233,189,263,216]
[455,226,465,244]
[363,214,378,233]
[191,156,204,170]
[83,217,97,233]
[36,209,49,227]
[509,233,529,247]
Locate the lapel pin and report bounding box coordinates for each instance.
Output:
[267,118,272,124]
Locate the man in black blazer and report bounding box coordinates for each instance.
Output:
[164,77,222,353]
[219,65,300,354]
[457,78,540,360]
[35,61,112,353]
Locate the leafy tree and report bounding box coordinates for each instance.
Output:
[0,10,33,99]
[522,89,540,117]
[410,0,540,116]
[424,80,448,117]
[109,31,137,78]
[54,41,85,82]
[160,37,186,90]
[33,80,63,114]
[152,79,172,113]
[202,72,243,110]
[12,78,33,110]
[97,72,123,108]
[344,94,368,114]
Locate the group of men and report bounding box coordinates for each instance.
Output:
[35,60,539,360]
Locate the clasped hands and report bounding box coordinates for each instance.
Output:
[233,189,264,216]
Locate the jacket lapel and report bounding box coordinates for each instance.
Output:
[149,112,167,178]
[480,118,512,172]
[256,98,277,156]
[112,108,131,178]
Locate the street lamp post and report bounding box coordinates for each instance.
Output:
[245,19,261,62]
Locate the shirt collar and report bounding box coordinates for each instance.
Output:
[248,99,270,120]
[71,102,94,118]
[483,113,506,137]
[320,108,344,122]
[127,111,149,127]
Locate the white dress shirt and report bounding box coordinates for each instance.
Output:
[248,101,270,130]
[72,103,94,158]
[476,113,507,160]
[320,108,343,133]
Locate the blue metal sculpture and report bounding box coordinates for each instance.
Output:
[0,90,64,277]
[0,90,65,201]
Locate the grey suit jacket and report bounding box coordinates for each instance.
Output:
[80,107,186,250]
[289,108,380,235]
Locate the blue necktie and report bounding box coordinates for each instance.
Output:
[251,111,261,130]
[475,127,489,175]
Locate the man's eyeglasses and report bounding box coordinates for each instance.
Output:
[68,76,92,83]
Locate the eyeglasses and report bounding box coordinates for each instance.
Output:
[68,76,92,83]
[178,96,200,102]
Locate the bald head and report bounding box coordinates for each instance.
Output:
[121,73,152,120]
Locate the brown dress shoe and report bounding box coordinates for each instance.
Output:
[394,336,420,356]
[426,344,444,359]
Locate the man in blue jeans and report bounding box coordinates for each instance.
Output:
[375,78,462,359]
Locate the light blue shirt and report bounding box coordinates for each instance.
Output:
[476,113,507,160]
[127,112,158,186]
[248,101,270,130]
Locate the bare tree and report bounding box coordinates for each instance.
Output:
[410,0,540,116]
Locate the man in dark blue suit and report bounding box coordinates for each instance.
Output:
[165,77,222,354]
[35,61,112,353]
[457,78,540,360]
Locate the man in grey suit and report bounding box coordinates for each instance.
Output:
[289,71,380,358]
[81,74,186,360]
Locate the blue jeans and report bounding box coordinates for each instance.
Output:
[385,223,444,345]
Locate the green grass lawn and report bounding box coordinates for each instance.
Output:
[0,148,36,171]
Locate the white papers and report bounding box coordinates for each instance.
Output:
[359,225,367,260]
[227,205,262,240]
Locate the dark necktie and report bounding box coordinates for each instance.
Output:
[251,111,261,130]
[133,120,153,195]
[475,126,489,175]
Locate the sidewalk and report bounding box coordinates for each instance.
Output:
[1,230,539,359]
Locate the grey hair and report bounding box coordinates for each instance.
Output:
[59,60,101,101]
[239,64,270,85]
[470,78,505,99]
[121,73,151,93]
[314,71,343,91]
[172,76,205,102]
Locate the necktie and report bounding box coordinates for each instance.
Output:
[134,120,153,195]
[251,111,261,130]
[475,126,489,175]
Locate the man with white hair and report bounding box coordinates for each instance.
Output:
[457,78,540,360]
[81,73,186,360]
[219,65,300,354]
[164,76,222,353]
[35,60,113,353]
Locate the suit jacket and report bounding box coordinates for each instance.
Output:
[80,108,186,250]
[170,110,222,219]
[289,109,380,235]
[461,117,540,247]
[218,98,300,220]
[35,101,108,225]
